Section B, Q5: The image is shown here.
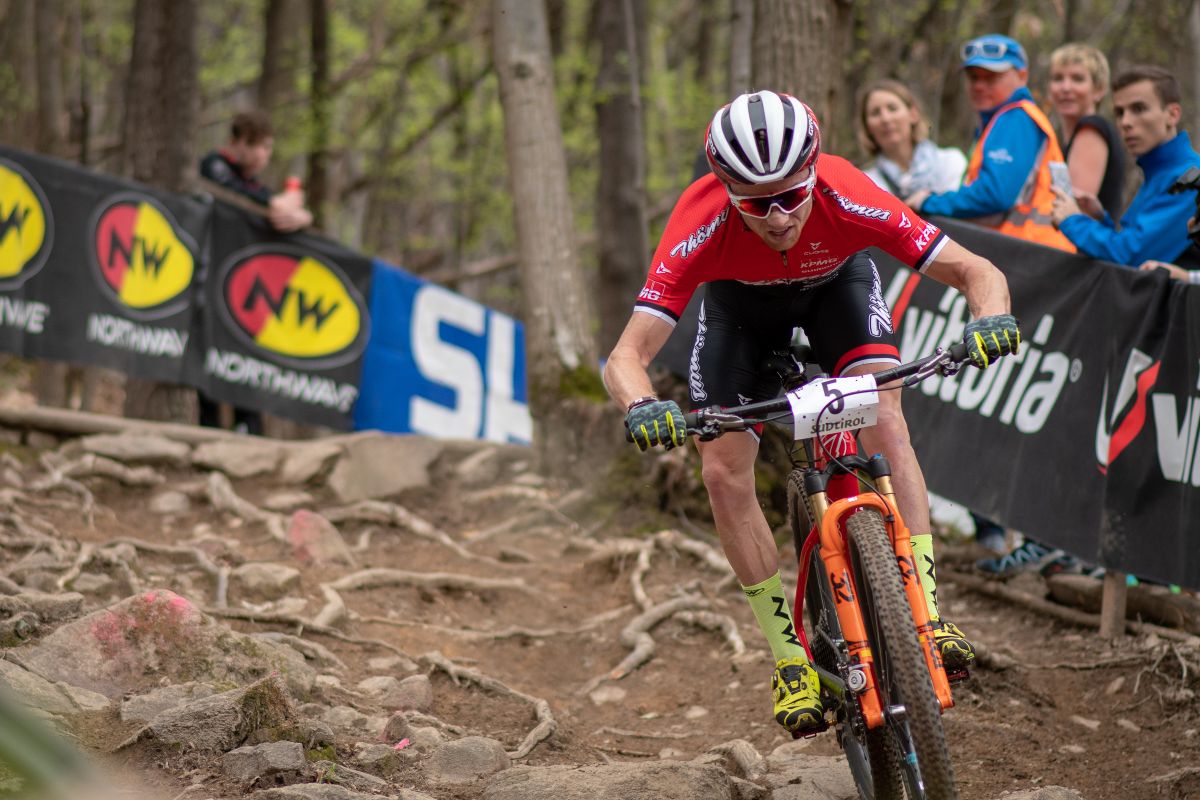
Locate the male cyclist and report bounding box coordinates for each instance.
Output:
[603,90,1019,736]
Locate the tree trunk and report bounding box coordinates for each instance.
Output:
[752,0,851,148]
[728,1,753,95]
[118,0,199,423]
[257,0,304,118]
[595,0,649,356]
[34,0,66,157]
[307,0,331,229]
[492,0,601,472]
[0,1,37,148]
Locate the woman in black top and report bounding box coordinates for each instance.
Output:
[1048,43,1126,219]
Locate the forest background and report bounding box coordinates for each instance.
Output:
[1,0,1198,451]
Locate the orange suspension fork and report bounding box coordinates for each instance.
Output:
[816,493,953,729]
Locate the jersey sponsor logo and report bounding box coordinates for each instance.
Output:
[822,188,891,222]
[638,279,667,302]
[808,241,822,251]
[987,148,1014,164]
[899,213,912,229]
[90,192,197,319]
[0,159,52,288]
[913,222,938,251]
[688,302,708,402]
[655,262,672,274]
[669,207,728,260]
[866,265,893,337]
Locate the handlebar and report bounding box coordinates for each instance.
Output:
[623,342,972,443]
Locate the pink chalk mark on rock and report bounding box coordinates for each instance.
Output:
[393,738,412,751]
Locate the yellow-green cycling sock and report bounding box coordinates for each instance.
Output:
[910,533,940,621]
[742,572,807,663]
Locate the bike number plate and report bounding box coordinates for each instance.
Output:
[785,375,879,441]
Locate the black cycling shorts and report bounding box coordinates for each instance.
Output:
[688,251,900,410]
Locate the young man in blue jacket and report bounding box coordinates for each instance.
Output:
[1052,66,1200,266]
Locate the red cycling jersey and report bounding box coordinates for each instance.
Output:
[635,153,948,325]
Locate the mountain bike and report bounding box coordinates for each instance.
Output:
[681,342,973,800]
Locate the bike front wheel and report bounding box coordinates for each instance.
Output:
[847,509,957,800]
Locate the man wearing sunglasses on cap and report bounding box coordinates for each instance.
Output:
[603,89,1018,736]
[905,34,1075,252]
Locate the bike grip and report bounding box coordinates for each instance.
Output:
[683,410,699,432]
[948,341,969,363]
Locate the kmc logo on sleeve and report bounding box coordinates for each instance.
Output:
[0,159,53,287]
[90,192,197,318]
[217,245,368,368]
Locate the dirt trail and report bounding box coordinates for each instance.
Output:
[2,432,1199,800]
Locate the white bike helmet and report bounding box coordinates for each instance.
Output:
[706,91,820,184]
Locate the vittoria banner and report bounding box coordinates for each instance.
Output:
[657,218,1200,588]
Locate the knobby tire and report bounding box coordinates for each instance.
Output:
[789,471,904,799]
[847,509,957,799]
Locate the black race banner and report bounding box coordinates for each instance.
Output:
[0,146,207,383]
[658,218,1200,588]
[194,200,373,429]
[0,146,372,429]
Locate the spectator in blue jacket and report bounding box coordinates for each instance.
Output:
[905,33,1074,252]
[1052,66,1200,266]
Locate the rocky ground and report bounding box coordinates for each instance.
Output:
[0,415,1198,800]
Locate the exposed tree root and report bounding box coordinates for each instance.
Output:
[206,606,413,659]
[205,473,287,542]
[353,604,632,641]
[328,568,540,596]
[108,537,229,608]
[29,455,95,526]
[312,584,347,628]
[593,726,691,740]
[420,650,554,760]
[56,454,165,487]
[579,595,709,695]
[675,610,747,658]
[322,500,497,563]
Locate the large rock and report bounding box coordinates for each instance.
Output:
[326,433,442,502]
[998,789,1085,800]
[121,682,216,724]
[279,442,343,485]
[760,750,856,797]
[287,511,354,566]
[135,671,292,753]
[134,675,293,752]
[357,674,432,712]
[222,741,308,786]
[17,590,315,699]
[482,762,733,800]
[425,736,510,784]
[233,563,302,600]
[193,440,285,478]
[78,434,191,466]
[0,659,111,716]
